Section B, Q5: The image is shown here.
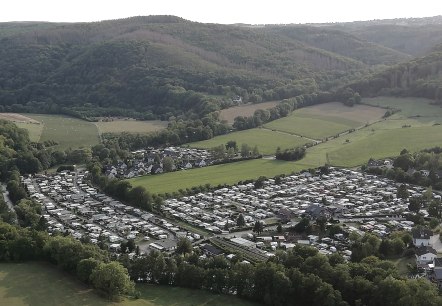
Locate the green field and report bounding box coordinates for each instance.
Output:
[131,97,442,194]
[304,124,442,167]
[129,159,311,194]
[0,262,257,306]
[363,96,442,119]
[22,114,101,149]
[190,128,311,155]
[95,120,167,135]
[264,102,385,140]
[14,122,44,142]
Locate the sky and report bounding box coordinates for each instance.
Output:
[1,0,442,24]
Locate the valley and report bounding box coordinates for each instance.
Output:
[1,13,442,306]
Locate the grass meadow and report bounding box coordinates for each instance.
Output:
[95,120,167,135]
[14,122,44,142]
[25,114,100,149]
[132,97,442,194]
[189,128,311,155]
[264,102,385,140]
[0,262,257,306]
[129,159,310,194]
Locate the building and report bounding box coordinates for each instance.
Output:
[412,228,434,247]
[415,245,437,264]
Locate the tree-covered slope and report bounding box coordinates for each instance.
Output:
[264,25,412,65]
[328,16,442,56]
[347,46,442,100]
[0,15,413,119]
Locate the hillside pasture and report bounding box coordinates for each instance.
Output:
[304,123,442,167]
[95,120,167,135]
[219,101,280,124]
[189,128,311,155]
[0,262,257,306]
[362,96,442,119]
[264,102,385,140]
[0,113,43,142]
[26,114,100,149]
[129,159,311,194]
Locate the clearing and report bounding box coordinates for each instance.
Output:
[95,120,167,135]
[0,262,257,306]
[264,102,385,140]
[189,128,311,155]
[26,114,100,149]
[219,101,280,124]
[0,113,43,142]
[129,159,311,194]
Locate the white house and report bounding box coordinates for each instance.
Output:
[412,228,434,247]
[415,246,437,264]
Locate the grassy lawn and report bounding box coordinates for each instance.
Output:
[14,122,44,142]
[95,120,167,135]
[129,159,313,194]
[0,262,257,306]
[264,102,385,140]
[363,97,442,118]
[189,128,311,155]
[264,115,356,140]
[303,122,442,167]
[25,114,100,150]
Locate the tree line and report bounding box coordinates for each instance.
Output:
[365,147,442,190]
[116,238,442,306]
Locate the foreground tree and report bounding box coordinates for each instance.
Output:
[91,261,134,299]
[176,237,193,255]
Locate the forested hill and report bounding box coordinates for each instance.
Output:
[346,46,442,100]
[327,15,442,56]
[0,15,422,119]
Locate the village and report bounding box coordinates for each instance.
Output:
[104,146,214,179]
[20,166,442,288]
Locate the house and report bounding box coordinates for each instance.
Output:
[412,228,434,247]
[201,244,223,256]
[146,154,157,164]
[183,161,193,169]
[194,159,206,167]
[151,165,163,174]
[415,245,437,264]
[420,170,430,177]
[232,96,242,104]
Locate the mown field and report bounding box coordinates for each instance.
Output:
[95,120,167,135]
[299,97,442,167]
[129,159,311,194]
[263,102,385,140]
[0,262,257,306]
[26,114,101,150]
[219,101,280,124]
[189,128,311,155]
[1,114,166,149]
[132,97,442,194]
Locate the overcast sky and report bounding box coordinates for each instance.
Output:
[1,0,441,24]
